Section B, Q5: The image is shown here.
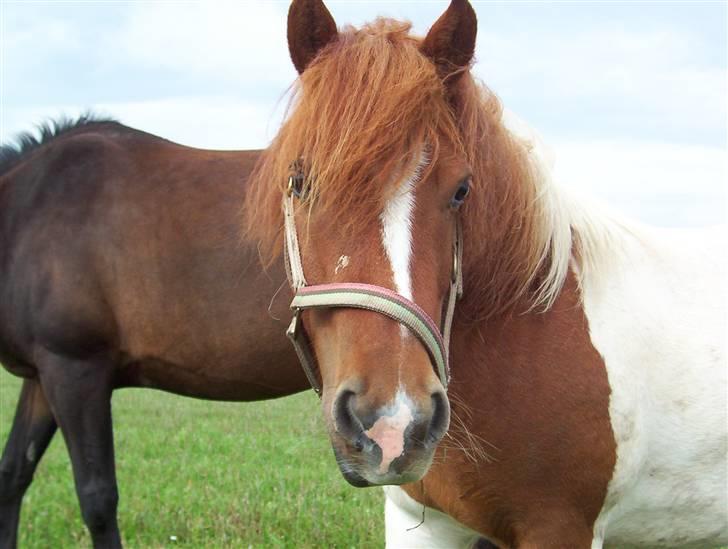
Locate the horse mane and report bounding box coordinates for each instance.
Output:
[452,74,585,321]
[0,113,118,178]
[246,17,618,322]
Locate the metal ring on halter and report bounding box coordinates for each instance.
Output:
[288,163,307,199]
[452,244,459,282]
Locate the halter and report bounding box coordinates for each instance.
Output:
[282,174,463,396]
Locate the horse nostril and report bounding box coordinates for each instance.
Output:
[354,431,375,453]
[333,389,366,447]
[428,390,450,445]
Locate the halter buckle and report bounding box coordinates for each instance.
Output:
[287,160,306,198]
[286,308,301,338]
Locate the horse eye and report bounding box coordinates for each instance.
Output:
[450,179,471,209]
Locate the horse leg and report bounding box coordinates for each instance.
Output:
[0,378,58,549]
[37,351,121,549]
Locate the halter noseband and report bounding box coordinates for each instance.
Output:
[282,176,463,396]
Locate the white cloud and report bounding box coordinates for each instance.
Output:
[98,96,288,150]
[0,9,82,76]
[475,25,726,139]
[111,2,295,88]
[552,138,726,227]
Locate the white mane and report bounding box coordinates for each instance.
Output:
[500,108,631,308]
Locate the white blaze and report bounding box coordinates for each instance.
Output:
[380,155,427,301]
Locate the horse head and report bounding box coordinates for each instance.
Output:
[250,0,477,486]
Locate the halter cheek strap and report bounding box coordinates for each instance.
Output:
[282,184,463,396]
[283,193,307,290]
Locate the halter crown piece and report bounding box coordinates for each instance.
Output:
[282,168,464,396]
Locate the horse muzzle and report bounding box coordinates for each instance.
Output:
[329,386,450,486]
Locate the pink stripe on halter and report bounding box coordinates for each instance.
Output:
[296,282,445,348]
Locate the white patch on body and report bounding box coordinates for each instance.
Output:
[383,485,482,548]
[365,394,414,474]
[334,255,350,275]
[380,154,428,302]
[579,224,728,547]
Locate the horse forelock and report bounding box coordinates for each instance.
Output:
[245,18,461,256]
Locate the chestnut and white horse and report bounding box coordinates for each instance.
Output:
[250,1,727,547]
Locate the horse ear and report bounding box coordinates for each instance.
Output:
[287,0,338,74]
[421,0,477,81]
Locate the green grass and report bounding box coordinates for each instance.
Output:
[0,370,384,548]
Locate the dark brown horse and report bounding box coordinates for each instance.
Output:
[0,117,312,548]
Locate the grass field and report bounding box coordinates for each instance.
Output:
[0,370,384,548]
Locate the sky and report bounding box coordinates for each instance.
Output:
[1,0,726,227]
